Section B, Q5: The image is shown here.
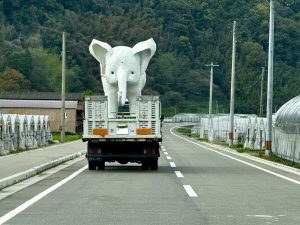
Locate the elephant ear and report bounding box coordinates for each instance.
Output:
[132,38,156,74]
[89,39,112,75]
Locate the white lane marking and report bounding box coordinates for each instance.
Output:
[169,162,176,167]
[247,215,273,218]
[166,156,172,160]
[170,127,300,185]
[0,150,86,189]
[203,141,300,176]
[0,165,87,225]
[175,171,184,178]
[0,156,85,201]
[164,152,168,155]
[183,185,198,197]
[161,149,166,152]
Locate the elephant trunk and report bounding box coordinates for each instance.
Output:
[117,73,127,106]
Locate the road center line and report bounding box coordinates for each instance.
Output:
[164,152,169,155]
[183,185,198,197]
[0,165,88,225]
[166,156,172,160]
[175,171,184,178]
[170,162,176,167]
[170,127,300,185]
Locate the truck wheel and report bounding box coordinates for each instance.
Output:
[142,161,149,170]
[150,159,158,170]
[98,161,105,170]
[88,161,96,170]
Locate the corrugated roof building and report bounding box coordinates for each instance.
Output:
[0,92,83,133]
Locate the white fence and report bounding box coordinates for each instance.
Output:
[0,114,52,155]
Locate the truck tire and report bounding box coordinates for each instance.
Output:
[150,159,158,170]
[88,161,96,170]
[142,161,149,170]
[98,161,105,170]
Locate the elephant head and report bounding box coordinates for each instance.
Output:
[89,38,156,109]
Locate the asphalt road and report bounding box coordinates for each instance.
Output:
[0,124,299,225]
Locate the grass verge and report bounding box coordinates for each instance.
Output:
[51,132,82,143]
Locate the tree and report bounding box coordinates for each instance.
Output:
[29,47,61,91]
[1,0,300,114]
[0,67,31,91]
[4,49,33,79]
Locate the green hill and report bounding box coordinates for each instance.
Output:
[1,0,300,115]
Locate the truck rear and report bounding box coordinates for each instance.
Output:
[82,95,162,170]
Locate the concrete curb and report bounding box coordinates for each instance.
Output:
[0,150,86,190]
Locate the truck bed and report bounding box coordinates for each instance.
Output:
[83,95,162,141]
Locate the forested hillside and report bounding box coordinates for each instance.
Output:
[1,0,300,115]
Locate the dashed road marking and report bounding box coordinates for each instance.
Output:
[183,185,198,197]
[166,156,172,160]
[169,162,176,167]
[247,215,273,218]
[164,152,168,155]
[175,171,184,178]
[170,127,300,186]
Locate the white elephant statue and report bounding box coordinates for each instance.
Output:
[89,38,156,118]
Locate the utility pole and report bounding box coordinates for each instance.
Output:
[229,21,236,147]
[205,62,219,141]
[259,66,265,117]
[60,32,66,143]
[266,0,274,157]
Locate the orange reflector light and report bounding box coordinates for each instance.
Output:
[136,128,152,135]
[92,128,108,136]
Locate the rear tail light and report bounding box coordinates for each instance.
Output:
[90,146,101,154]
[143,149,156,155]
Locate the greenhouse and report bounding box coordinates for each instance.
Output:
[196,114,258,142]
[172,113,202,123]
[190,95,300,163]
[273,95,300,162]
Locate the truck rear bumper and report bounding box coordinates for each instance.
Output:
[82,136,162,142]
[87,154,159,161]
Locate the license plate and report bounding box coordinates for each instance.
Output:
[116,128,128,135]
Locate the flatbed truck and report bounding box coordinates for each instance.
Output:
[82,95,162,170]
